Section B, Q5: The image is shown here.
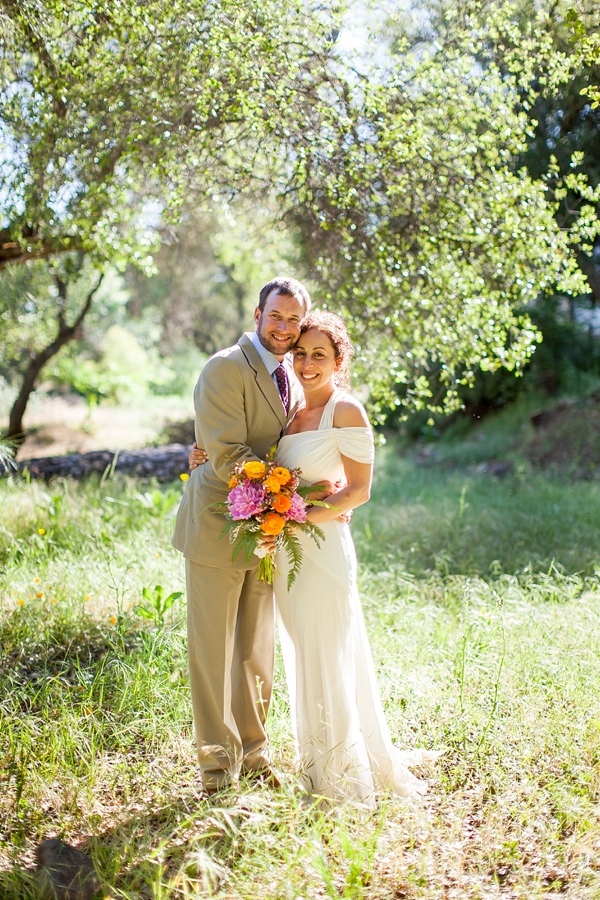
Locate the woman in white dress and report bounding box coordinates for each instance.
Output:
[272,311,435,806]
[190,311,438,805]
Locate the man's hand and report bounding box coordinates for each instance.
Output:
[189,441,208,470]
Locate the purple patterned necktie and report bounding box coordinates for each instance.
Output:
[274,364,290,414]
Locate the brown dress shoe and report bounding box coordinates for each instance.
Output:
[202,779,237,798]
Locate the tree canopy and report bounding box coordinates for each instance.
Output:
[278,0,599,412]
[0,0,341,268]
[1,0,599,433]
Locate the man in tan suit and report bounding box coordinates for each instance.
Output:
[173,276,311,793]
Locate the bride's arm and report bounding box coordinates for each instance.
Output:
[306,397,373,525]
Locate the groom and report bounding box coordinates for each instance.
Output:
[172,276,311,794]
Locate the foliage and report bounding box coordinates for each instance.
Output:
[135,584,183,628]
[566,3,600,107]
[0,0,342,269]
[2,0,599,425]
[123,203,305,358]
[286,0,600,416]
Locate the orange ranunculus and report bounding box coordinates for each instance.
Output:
[244,461,267,480]
[260,512,286,535]
[228,475,239,488]
[272,466,292,485]
[264,475,283,493]
[272,493,292,513]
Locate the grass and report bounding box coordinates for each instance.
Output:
[1,447,600,899]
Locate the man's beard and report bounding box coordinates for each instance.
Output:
[257,322,296,356]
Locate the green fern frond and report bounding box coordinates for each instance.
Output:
[297,483,328,499]
[227,524,260,561]
[282,530,304,590]
[304,521,325,547]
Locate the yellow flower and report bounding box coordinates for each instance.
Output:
[34,577,41,584]
[264,475,282,493]
[84,595,91,602]
[272,466,292,485]
[179,473,190,482]
[38,528,46,536]
[50,597,57,604]
[36,591,44,599]
[17,598,24,607]
[228,475,239,488]
[109,615,117,625]
[243,461,268,480]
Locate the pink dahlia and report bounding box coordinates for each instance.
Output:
[286,492,308,524]
[228,482,266,520]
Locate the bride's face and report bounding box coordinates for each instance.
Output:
[292,328,341,393]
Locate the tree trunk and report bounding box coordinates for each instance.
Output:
[4,272,104,451]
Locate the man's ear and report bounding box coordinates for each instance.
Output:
[254,307,261,327]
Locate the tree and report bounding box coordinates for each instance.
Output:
[282,0,599,415]
[3,0,599,440]
[0,255,105,441]
[0,0,342,444]
[0,0,342,268]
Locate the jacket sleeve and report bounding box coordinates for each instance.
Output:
[194,354,259,485]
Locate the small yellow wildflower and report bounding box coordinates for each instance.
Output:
[36,591,44,599]
[17,598,24,607]
[109,615,117,625]
[38,528,46,536]
[50,597,57,605]
[179,473,189,482]
[84,595,91,602]
[34,577,41,584]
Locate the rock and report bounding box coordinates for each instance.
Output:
[35,838,102,900]
[3,444,192,482]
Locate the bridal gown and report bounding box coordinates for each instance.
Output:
[273,391,433,806]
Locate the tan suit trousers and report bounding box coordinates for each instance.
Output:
[185,559,275,790]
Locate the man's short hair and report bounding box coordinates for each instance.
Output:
[258,276,311,315]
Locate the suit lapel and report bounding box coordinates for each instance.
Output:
[239,333,287,428]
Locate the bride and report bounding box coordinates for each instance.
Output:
[192,311,438,805]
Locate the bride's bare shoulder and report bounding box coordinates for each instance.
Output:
[332,395,371,429]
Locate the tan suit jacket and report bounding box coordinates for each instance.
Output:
[173,332,299,568]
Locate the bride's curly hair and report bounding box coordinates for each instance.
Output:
[299,310,353,391]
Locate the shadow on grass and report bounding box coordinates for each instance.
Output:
[0,776,286,899]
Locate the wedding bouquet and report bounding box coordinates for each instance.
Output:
[219,455,325,589]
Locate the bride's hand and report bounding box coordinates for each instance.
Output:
[305,478,343,502]
[189,441,208,470]
[255,534,277,557]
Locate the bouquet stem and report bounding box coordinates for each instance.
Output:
[257,554,276,585]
